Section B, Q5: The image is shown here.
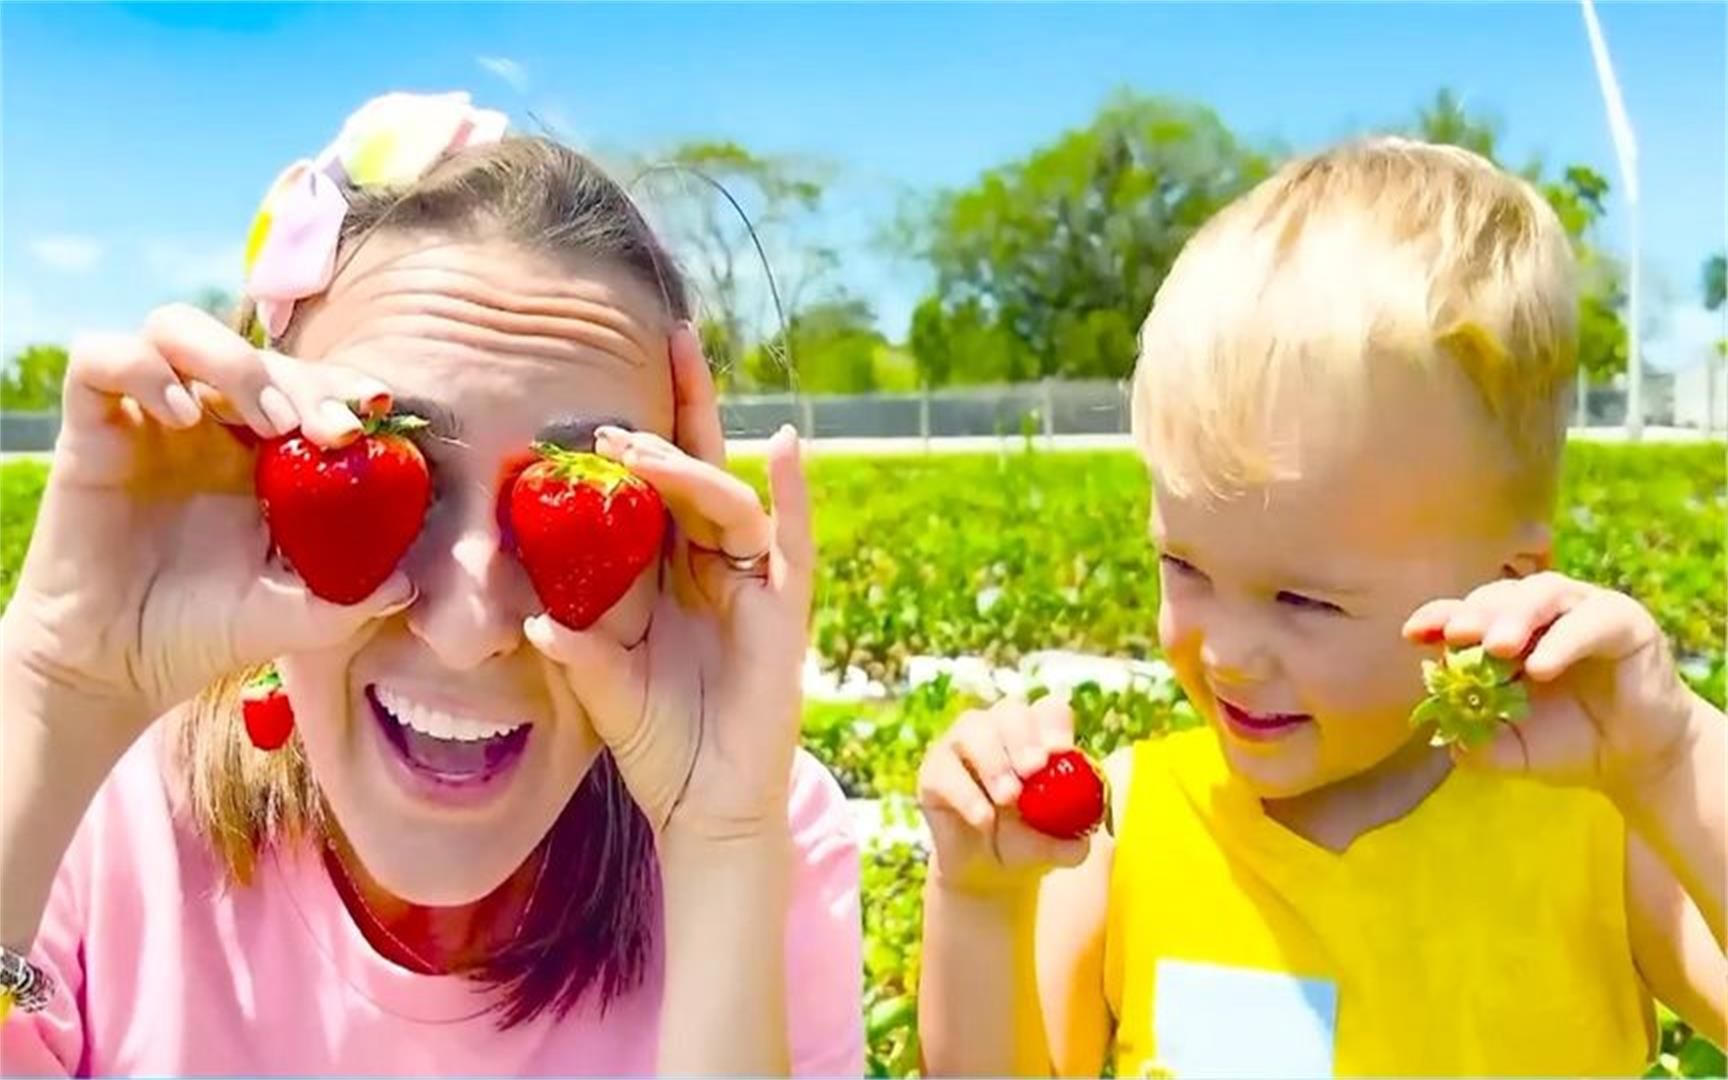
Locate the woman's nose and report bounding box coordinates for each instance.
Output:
[405,513,530,671]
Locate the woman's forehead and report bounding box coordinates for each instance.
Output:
[290,236,677,440]
[296,235,670,356]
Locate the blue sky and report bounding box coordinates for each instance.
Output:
[4,1,1724,371]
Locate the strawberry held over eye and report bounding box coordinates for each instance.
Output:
[508,442,667,630]
[254,411,432,605]
[1016,748,1109,840]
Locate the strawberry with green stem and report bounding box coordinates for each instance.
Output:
[1410,644,1531,749]
[254,407,432,606]
[241,667,294,751]
[507,442,666,631]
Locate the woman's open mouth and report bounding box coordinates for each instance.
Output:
[365,684,531,804]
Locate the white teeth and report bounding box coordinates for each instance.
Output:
[374,687,527,743]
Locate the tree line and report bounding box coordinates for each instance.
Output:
[6,88,1724,409]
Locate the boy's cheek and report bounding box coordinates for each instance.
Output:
[1157,596,1197,654]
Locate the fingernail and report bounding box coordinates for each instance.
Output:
[164,383,202,427]
[259,386,299,435]
[320,400,364,443]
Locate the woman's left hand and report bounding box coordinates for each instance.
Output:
[524,324,813,843]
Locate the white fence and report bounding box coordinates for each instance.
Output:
[2,369,1722,452]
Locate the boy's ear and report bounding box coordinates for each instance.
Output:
[1500,521,1554,578]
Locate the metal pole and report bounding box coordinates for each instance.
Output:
[920,384,931,455]
[1627,203,1642,437]
[1580,0,1642,440]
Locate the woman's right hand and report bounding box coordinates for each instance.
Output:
[916,695,1093,896]
[1,303,415,724]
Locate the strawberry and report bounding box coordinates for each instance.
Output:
[241,668,294,751]
[507,443,666,630]
[1016,748,1109,840]
[1410,643,1530,749]
[254,411,431,605]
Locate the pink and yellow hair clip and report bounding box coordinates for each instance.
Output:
[241,91,509,342]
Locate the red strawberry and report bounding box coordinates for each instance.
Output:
[508,443,666,630]
[241,669,294,750]
[255,412,431,605]
[1016,749,1109,840]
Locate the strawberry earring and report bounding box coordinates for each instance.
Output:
[242,666,295,751]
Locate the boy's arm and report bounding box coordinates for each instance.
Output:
[1614,694,1725,949]
[916,701,1121,1077]
[1626,827,1727,1046]
[919,833,1113,1077]
[1622,694,1726,1045]
[1035,748,1133,1074]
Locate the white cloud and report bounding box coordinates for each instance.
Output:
[30,235,104,273]
[477,55,530,93]
[142,239,247,294]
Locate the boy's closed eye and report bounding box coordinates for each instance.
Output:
[1276,590,1348,616]
[1161,553,1351,617]
[1160,553,1206,579]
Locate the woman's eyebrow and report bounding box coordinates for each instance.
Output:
[533,415,637,452]
[391,396,463,440]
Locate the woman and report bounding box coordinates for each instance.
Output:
[0,91,863,1075]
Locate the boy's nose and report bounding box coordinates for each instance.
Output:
[1200,621,1276,686]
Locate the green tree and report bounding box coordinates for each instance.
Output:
[907,297,1035,387]
[746,295,893,395]
[0,344,70,411]
[1407,90,1628,382]
[638,141,838,379]
[1413,87,1502,162]
[1704,253,1725,312]
[903,90,1273,383]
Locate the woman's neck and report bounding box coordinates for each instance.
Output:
[323,835,544,975]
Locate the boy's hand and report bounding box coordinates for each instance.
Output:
[917,696,1092,896]
[1402,571,1705,798]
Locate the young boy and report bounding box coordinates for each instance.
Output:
[915,138,1726,1077]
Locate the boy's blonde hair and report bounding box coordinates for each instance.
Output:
[1130,136,1579,517]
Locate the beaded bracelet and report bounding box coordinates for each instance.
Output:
[0,945,54,1017]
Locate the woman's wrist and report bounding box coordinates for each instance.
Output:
[658,825,794,895]
[1,651,151,949]
[655,827,795,1074]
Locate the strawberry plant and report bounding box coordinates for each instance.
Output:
[1,439,1723,1077]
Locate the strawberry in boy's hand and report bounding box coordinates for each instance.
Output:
[255,410,432,605]
[508,442,666,630]
[1017,748,1109,839]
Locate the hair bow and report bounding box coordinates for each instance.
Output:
[242,91,509,341]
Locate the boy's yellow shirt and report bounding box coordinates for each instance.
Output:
[1104,727,1654,1078]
